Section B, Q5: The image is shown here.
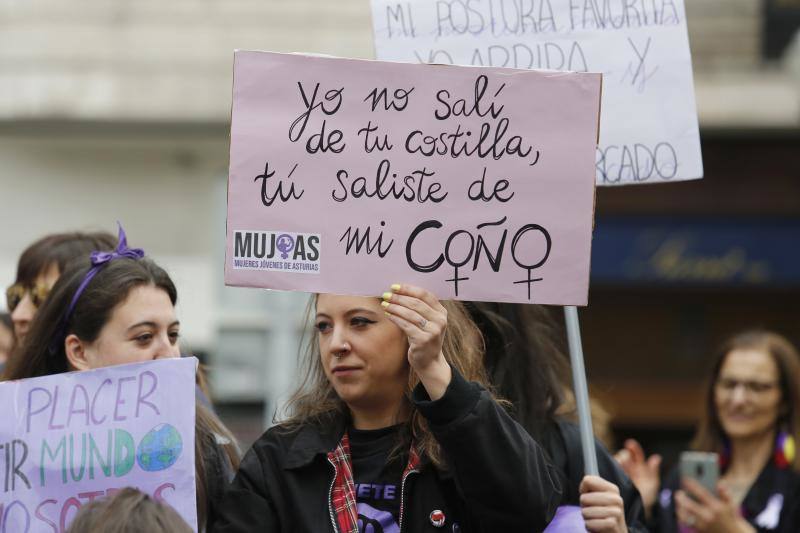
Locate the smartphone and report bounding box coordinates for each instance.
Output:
[679,451,719,496]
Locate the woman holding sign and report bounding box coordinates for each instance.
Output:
[467,302,648,532]
[212,285,563,532]
[4,227,241,532]
[617,330,800,532]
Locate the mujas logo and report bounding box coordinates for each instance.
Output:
[233,230,320,274]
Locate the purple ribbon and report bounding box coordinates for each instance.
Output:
[57,223,143,343]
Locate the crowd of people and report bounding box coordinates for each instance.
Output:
[3,227,799,532]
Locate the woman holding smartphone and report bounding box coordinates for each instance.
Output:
[466,302,647,532]
[617,330,800,532]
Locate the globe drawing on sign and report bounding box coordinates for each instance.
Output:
[276,234,295,259]
[137,423,183,472]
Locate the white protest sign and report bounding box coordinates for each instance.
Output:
[0,358,198,532]
[371,0,703,185]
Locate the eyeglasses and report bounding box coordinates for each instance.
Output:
[5,283,51,312]
[715,377,779,396]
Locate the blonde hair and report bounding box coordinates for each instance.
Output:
[281,295,496,467]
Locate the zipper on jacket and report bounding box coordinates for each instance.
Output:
[326,456,340,533]
[397,467,420,533]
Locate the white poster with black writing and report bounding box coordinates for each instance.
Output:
[371,0,703,186]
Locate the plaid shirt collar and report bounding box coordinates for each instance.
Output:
[327,432,422,533]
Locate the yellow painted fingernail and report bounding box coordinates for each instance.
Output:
[381,301,389,308]
[390,284,401,291]
[384,312,391,317]
[382,292,392,301]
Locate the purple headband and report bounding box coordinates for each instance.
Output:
[55,224,144,345]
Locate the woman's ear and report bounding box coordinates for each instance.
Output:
[64,334,92,371]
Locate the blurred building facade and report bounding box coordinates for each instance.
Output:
[1,0,798,448]
[584,0,800,461]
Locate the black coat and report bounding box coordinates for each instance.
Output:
[210,368,563,532]
[541,419,649,533]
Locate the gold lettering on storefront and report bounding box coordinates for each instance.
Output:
[649,239,770,282]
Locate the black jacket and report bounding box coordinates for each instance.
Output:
[541,419,649,533]
[210,367,563,532]
[654,459,800,532]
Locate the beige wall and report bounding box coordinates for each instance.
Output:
[1,0,798,126]
[0,123,307,409]
[0,130,225,347]
[0,0,373,121]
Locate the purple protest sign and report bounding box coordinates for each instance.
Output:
[0,358,197,532]
[226,51,601,305]
[544,505,588,532]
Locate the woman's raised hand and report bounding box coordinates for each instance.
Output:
[382,284,451,400]
[614,438,662,513]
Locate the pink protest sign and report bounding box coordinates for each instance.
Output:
[0,358,197,532]
[226,51,601,305]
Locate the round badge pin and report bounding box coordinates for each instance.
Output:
[429,510,446,527]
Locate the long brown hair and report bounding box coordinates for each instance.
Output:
[4,257,178,380]
[3,256,240,528]
[281,295,493,467]
[14,231,117,287]
[465,303,569,439]
[465,303,615,447]
[691,330,800,471]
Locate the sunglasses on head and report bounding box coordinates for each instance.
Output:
[5,283,51,312]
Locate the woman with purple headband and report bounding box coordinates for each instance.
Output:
[4,226,241,532]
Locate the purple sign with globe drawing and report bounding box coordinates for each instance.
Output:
[0,358,198,532]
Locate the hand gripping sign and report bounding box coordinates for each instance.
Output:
[225,51,601,305]
[0,358,198,532]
